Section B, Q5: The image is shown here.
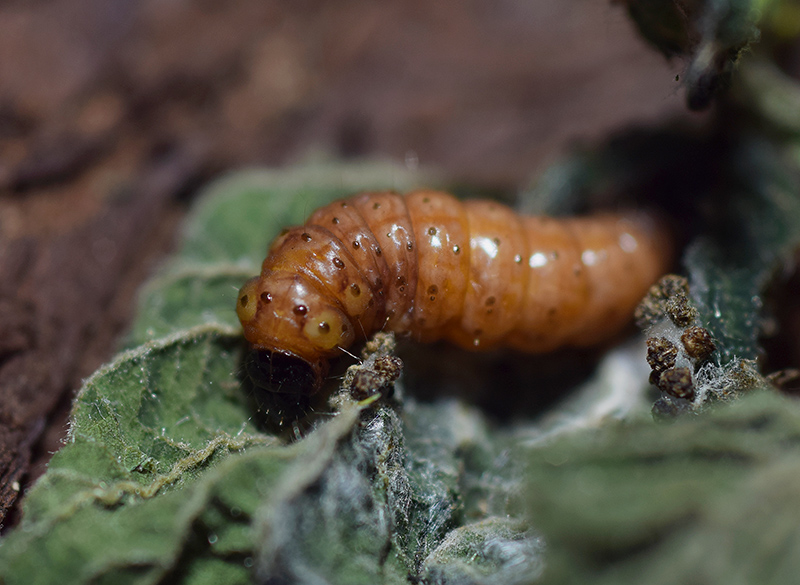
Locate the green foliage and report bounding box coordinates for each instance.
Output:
[686,138,800,363]
[524,390,800,585]
[0,327,272,585]
[623,0,764,109]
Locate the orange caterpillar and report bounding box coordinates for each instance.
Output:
[237,190,671,391]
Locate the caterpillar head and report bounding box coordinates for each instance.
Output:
[236,272,355,392]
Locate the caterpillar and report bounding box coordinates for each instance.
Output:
[237,190,672,393]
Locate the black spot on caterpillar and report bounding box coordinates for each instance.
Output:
[237,190,672,393]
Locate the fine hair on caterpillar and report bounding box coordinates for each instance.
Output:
[236,190,672,393]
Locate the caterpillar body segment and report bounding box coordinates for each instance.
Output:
[236,190,672,391]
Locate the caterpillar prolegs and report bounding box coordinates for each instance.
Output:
[236,190,672,392]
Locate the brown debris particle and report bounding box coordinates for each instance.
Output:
[646,337,678,373]
[635,274,691,329]
[337,332,403,401]
[681,326,716,360]
[360,332,397,359]
[658,366,695,400]
[349,355,404,400]
[666,294,697,327]
[659,274,690,298]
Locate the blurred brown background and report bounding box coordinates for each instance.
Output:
[0,0,684,527]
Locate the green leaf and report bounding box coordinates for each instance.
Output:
[422,518,544,585]
[249,399,537,585]
[18,326,269,523]
[0,419,354,585]
[622,0,762,109]
[0,325,274,585]
[686,138,800,364]
[522,390,800,585]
